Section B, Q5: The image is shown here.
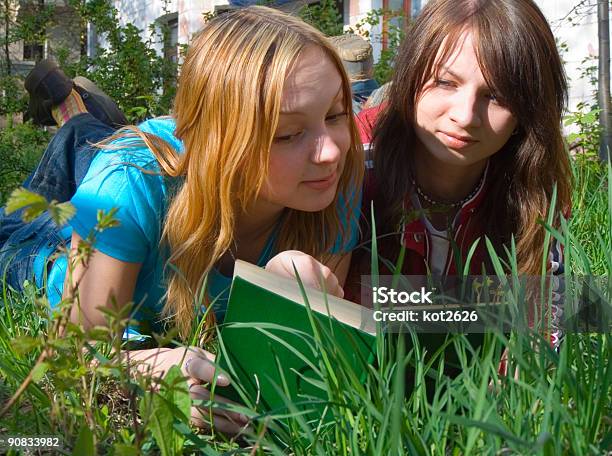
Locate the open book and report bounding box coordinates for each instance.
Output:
[215,261,488,416]
[215,260,377,415]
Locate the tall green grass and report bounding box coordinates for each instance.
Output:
[0,156,609,454]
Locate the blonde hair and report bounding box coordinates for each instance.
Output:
[103,6,363,339]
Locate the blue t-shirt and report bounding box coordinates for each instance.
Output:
[46,117,360,335]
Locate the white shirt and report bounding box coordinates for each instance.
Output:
[410,193,450,275]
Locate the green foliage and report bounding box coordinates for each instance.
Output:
[1,0,177,121]
[12,2,54,48]
[0,121,49,206]
[0,0,53,76]
[563,55,611,274]
[0,76,26,115]
[139,366,191,456]
[74,425,95,455]
[570,156,610,275]
[346,9,406,84]
[0,0,53,112]
[5,187,75,226]
[299,0,344,37]
[64,0,178,122]
[565,102,602,156]
[564,55,600,157]
[0,156,609,453]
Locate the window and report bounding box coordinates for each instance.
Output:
[164,17,179,64]
[159,13,179,97]
[23,43,44,61]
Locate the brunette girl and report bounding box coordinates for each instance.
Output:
[347,0,570,298]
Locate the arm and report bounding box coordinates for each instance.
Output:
[64,232,248,434]
[64,232,141,329]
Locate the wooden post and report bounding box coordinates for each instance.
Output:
[382,0,389,50]
[598,0,612,161]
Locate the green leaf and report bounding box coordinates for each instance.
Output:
[4,187,48,221]
[96,208,120,231]
[113,444,140,456]
[30,361,49,382]
[163,365,191,424]
[48,200,76,225]
[12,335,42,355]
[73,424,95,456]
[566,132,579,143]
[139,391,176,456]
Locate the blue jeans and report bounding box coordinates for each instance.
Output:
[0,113,115,291]
[352,79,379,104]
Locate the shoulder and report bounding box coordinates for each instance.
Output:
[88,116,181,174]
[137,116,184,154]
[73,117,183,233]
[70,118,182,261]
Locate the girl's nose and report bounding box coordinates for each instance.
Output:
[311,132,343,164]
[448,89,482,129]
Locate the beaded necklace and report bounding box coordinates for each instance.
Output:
[411,172,485,208]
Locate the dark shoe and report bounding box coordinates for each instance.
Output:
[24,59,73,126]
[74,76,128,128]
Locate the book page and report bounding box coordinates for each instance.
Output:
[232,260,376,334]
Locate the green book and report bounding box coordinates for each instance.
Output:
[216,260,377,416]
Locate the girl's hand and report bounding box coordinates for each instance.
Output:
[265,250,344,298]
[179,347,250,435]
[130,346,249,435]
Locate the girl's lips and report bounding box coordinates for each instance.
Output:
[439,131,477,149]
[303,171,338,190]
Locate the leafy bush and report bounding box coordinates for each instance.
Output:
[0,122,49,206]
[64,0,178,122]
[2,0,177,125]
[0,76,27,116]
[346,8,406,84]
[299,0,344,37]
[564,55,610,275]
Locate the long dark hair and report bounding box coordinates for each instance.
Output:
[373,0,572,274]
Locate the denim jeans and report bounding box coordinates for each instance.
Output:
[0,113,115,291]
[352,79,379,106]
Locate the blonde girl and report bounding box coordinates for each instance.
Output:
[0,6,364,433]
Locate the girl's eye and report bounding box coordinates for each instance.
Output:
[273,112,347,143]
[434,78,453,87]
[274,131,304,143]
[326,111,348,123]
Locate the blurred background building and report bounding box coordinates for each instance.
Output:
[3,0,606,112]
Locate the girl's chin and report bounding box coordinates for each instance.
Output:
[291,195,337,213]
[428,148,488,168]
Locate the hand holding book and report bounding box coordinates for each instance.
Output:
[265,250,345,298]
[127,346,249,435]
[179,347,250,434]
